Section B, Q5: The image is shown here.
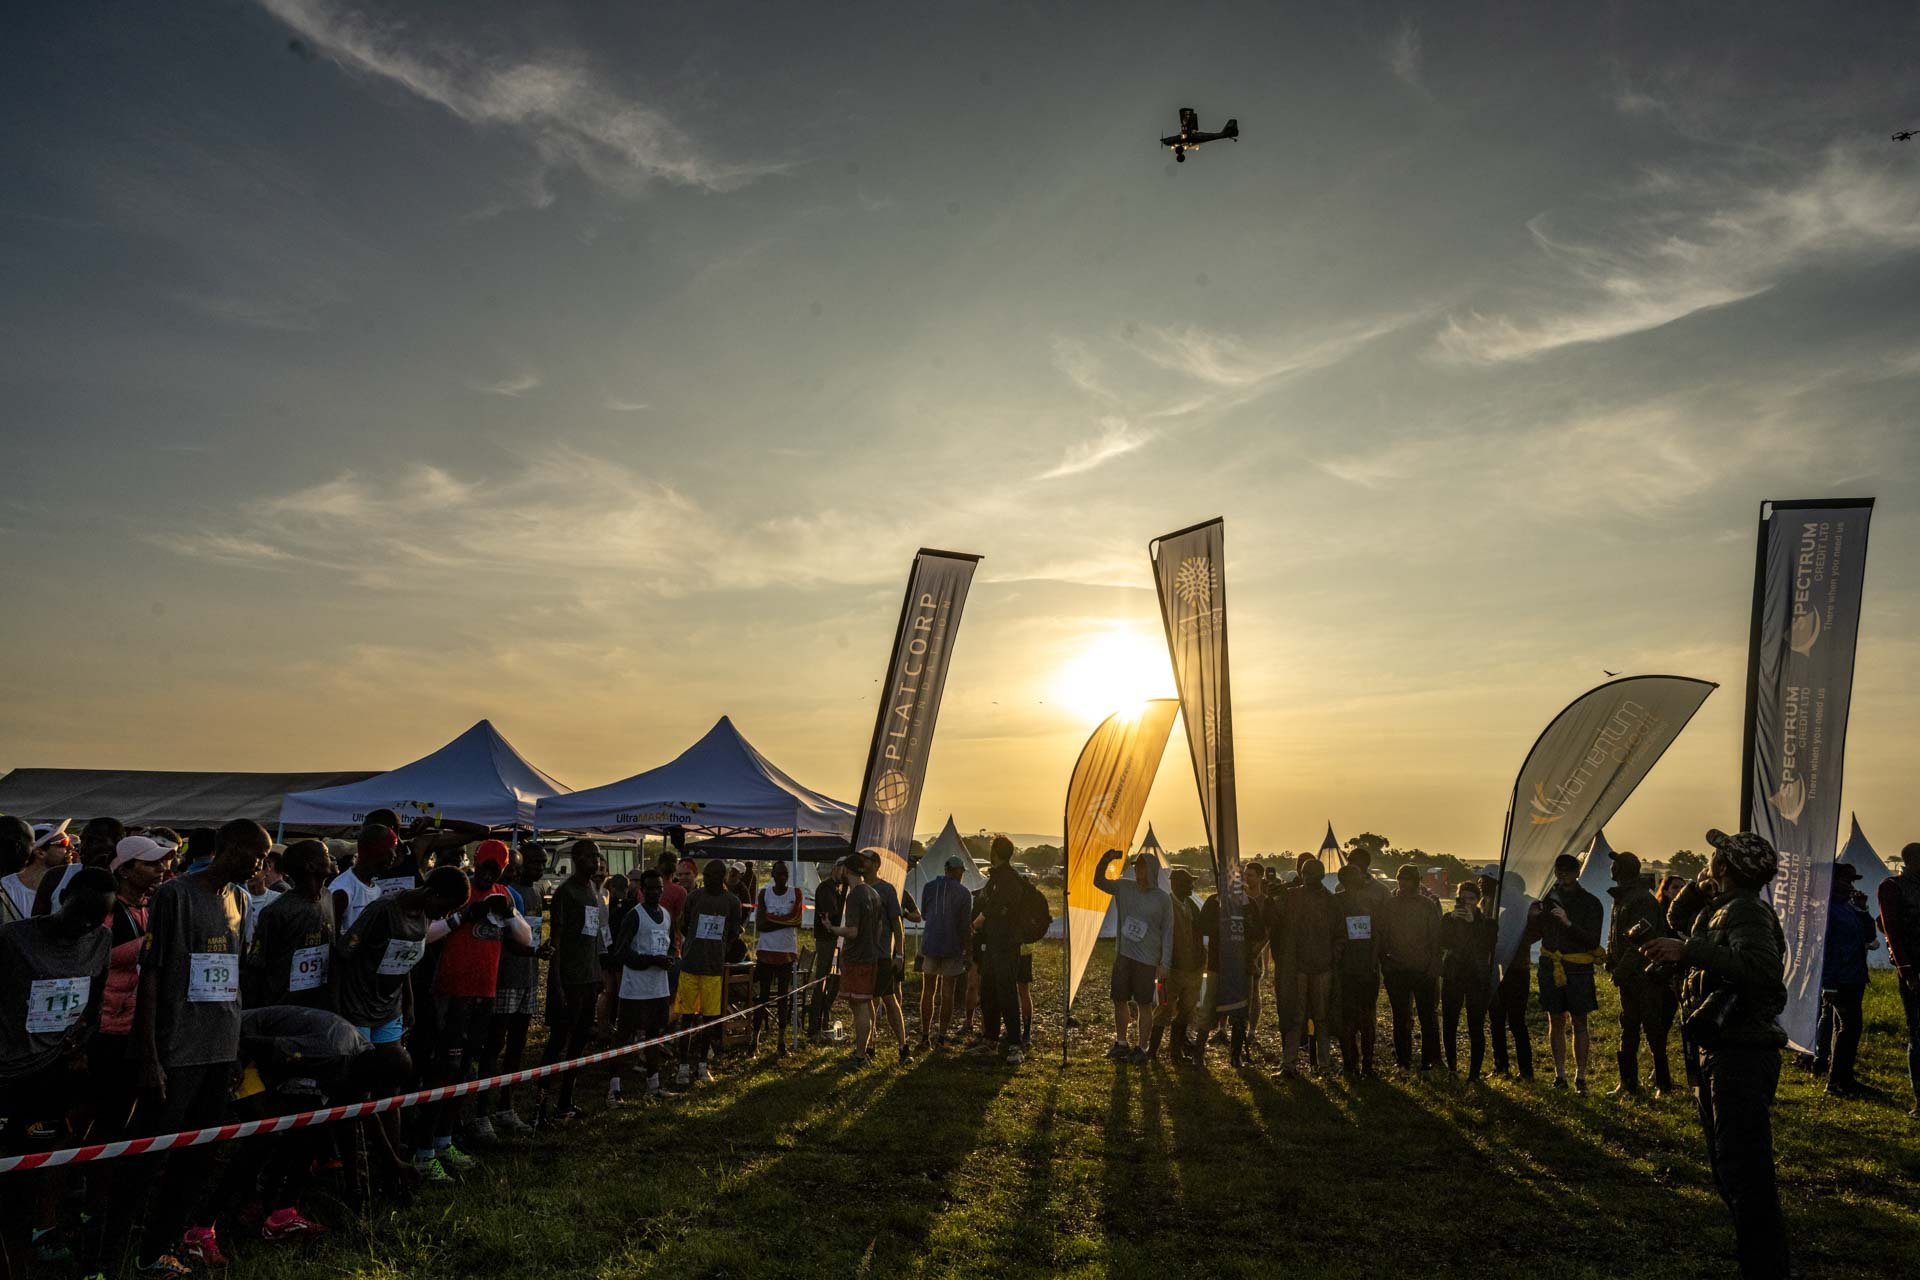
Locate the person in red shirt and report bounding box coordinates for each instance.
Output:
[426,841,534,1156]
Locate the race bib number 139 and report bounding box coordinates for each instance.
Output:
[188,952,241,1003]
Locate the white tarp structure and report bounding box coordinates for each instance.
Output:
[1048,825,1170,941]
[904,816,986,907]
[1839,815,1894,969]
[278,720,568,830]
[1578,828,1619,942]
[534,716,853,836]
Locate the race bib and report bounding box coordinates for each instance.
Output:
[187,952,240,1003]
[643,926,672,957]
[26,976,89,1034]
[1121,917,1149,944]
[694,913,725,942]
[580,906,603,937]
[1345,916,1372,942]
[377,937,426,976]
[288,944,329,992]
[376,876,416,898]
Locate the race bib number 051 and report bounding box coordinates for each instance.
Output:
[289,944,330,992]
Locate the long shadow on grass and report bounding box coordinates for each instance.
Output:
[625,1047,1022,1278]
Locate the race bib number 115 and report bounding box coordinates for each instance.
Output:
[27,976,89,1033]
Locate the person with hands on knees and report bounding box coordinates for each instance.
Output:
[331,865,472,1186]
[608,869,676,1104]
[135,819,268,1275]
[1640,830,1791,1280]
[0,865,113,1266]
[1093,848,1173,1065]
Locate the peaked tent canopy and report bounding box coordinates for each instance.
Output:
[1578,827,1619,940]
[1317,822,1345,872]
[534,716,853,836]
[1839,815,1894,969]
[278,720,569,831]
[904,816,987,907]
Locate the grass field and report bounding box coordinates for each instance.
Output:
[78,942,1920,1280]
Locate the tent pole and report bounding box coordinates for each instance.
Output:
[792,804,803,1038]
[274,821,284,845]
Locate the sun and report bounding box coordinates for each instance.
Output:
[1051,625,1173,723]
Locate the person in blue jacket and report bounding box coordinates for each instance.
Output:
[1813,863,1876,1096]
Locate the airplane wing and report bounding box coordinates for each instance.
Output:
[1179,107,1198,137]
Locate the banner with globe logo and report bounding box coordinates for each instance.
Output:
[849,548,981,895]
[1742,498,1874,1051]
[1149,517,1249,1013]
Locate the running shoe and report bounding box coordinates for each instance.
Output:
[606,1084,624,1107]
[137,1254,193,1278]
[492,1109,534,1136]
[439,1142,478,1171]
[675,1062,692,1087]
[1005,1046,1026,1066]
[30,1227,72,1264]
[466,1113,498,1142]
[181,1225,229,1267]
[414,1155,454,1186]
[261,1207,328,1241]
[694,1061,713,1085]
[1129,1048,1149,1066]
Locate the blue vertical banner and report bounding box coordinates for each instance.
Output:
[1741,499,1874,1051]
[1149,518,1248,1013]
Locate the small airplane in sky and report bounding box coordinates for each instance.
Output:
[1895,129,1917,142]
[1161,107,1239,163]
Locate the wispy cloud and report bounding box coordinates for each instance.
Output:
[1038,418,1151,480]
[257,0,785,196]
[1387,20,1424,91]
[471,372,541,398]
[604,395,650,413]
[1435,147,1920,365]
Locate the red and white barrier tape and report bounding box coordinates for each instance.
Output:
[0,974,829,1175]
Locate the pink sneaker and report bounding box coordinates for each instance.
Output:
[181,1225,229,1267]
[262,1207,328,1241]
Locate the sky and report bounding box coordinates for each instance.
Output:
[3,1,1917,862]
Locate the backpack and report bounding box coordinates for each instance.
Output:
[1021,879,1053,944]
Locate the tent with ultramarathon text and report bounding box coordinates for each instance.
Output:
[277,719,569,831]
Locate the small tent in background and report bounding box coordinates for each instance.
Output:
[1139,823,1168,869]
[905,816,986,907]
[1839,815,1894,969]
[1318,823,1344,889]
[1578,828,1619,942]
[1318,822,1345,872]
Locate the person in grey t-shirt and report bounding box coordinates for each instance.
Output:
[136,818,269,1273]
[1094,850,1173,1064]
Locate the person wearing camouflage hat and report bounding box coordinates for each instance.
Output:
[1640,830,1789,1279]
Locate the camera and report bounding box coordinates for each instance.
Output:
[1627,918,1676,981]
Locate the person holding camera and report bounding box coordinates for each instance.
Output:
[1606,851,1675,1098]
[1877,842,1920,1118]
[1639,829,1789,1280]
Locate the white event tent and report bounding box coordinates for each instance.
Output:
[1839,814,1894,969]
[1578,827,1619,941]
[278,719,569,832]
[904,816,987,907]
[533,716,853,840]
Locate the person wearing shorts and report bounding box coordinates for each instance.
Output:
[609,870,675,1103]
[1094,849,1173,1064]
[673,860,741,1085]
[917,855,973,1049]
[752,862,803,1056]
[830,859,884,1068]
[1535,852,1604,1092]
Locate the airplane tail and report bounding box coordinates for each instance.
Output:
[1223,118,1239,137]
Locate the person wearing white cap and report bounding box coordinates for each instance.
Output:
[1,819,72,921]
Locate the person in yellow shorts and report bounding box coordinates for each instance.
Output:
[673,859,741,1086]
